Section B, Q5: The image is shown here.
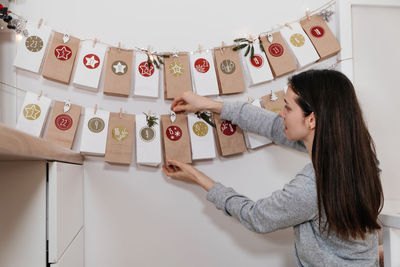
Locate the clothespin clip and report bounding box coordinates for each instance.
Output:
[198,44,203,54]
[92,38,98,48]
[284,23,293,30]
[270,90,278,101]
[267,33,273,43]
[147,45,154,62]
[64,99,71,113]
[119,107,122,119]
[306,8,311,20]
[63,33,70,43]
[37,18,43,29]
[118,42,121,52]
[94,104,98,115]
[170,110,176,123]
[37,90,43,101]
[247,96,255,104]
[220,41,225,54]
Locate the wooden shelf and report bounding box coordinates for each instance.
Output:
[0,123,84,164]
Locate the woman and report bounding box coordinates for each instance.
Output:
[163,69,383,266]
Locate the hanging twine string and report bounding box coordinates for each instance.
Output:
[3,0,336,54]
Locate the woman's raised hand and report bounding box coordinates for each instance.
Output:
[170,91,223,114]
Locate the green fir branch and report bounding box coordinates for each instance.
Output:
[143,112,158,128]
[232,43,248,51]
[195,112,216,128]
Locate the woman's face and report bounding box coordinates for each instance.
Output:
[279,86,314,141]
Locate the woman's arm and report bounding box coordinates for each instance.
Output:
[221,101,307,153]
[207,164,317,233]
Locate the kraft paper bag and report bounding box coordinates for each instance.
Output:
[14,21,52,73]
[133,51,160,98]
[240,40,274,86]
[135,114,162,166]
[160,114,192,164]
[73,40,108,90]
[213,114,246,156]
[104,112,135,165]
[213,45,246,95]
[189,50,220,96]
[45,101,82,149]
[103,47,133,97]
[163,53,192,100]
[300,14,341,60]
[42,32,80,84]
[16,91,52,137]
[261,90,286,114]
[80,107,110,156]
[244,99,272,149]
[187,114,216,160]
[280,22,320,68]
[260,32,297,78]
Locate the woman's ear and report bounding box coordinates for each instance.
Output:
[307,112,316,130]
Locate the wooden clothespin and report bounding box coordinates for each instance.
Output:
[119,108,122,119]
[118,42,121,52]
[306,8,311,20]
[198,44,203,54]
[220,41,225,54]
[147,45,154,62]
[37,90,43,101]
[37,18,43,29]
[92,38,98,48]
[94,104,98,115]
[284,23,293,30]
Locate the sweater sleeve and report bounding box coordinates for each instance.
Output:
[220,101,307,153]
[206,170,318,233]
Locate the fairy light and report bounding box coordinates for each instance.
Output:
[16,33,23,41]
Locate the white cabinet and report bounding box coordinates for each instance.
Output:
[48,162,84,264]
[0,160,84,267]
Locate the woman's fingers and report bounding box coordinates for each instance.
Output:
[170,96,184,111]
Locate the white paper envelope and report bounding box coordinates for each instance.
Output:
[16,91,52,137]
[133,52,160,98]
[189,51,219,96]
[135,114,162,166]
[14,21,52,73]
[244,99,272,149]
[187,114,216,160]
[280,22,320,68]
[80,107,110,155]
[73,40,107,90]
[241,40,274,86]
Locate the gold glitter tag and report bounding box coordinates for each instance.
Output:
[88,117,105,133]
[220,59,236,74]
[192,121,208,137]
[168,62,184,77]
[112,60,128,75]
[290,33,305,47]
[140,127,155,142]
[23,104,41,120]
[25,36,44,52]
[112,126,129,141]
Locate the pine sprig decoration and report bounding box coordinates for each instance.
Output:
[195,111,216,128]
[232,37,256,60]
[143,112,158,128]
[142,49,170,69]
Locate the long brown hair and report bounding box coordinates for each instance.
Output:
[288,69,383,240]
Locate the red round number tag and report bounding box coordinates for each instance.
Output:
[54,45,72,61]
[194,58,210,73]
[220,120,236,136]
[250,54,264,68]
[166,126,182,141]
[311,26,325,38]
[268,43,284,57]
[55,114,73,130]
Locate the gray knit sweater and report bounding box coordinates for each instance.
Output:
[206,101,379,267]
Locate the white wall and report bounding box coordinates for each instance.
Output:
[1,0,343,266]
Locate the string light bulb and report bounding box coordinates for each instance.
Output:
[16,33,23,41]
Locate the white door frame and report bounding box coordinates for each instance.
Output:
[337,1,400,266]
[337,0,400,82]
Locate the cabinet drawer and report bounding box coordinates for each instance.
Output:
[48,162,84,263]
